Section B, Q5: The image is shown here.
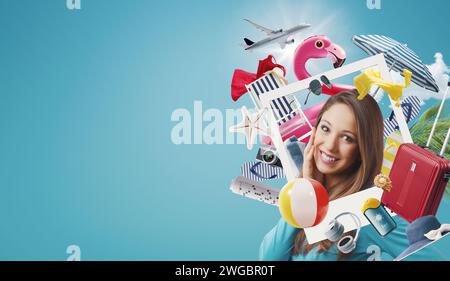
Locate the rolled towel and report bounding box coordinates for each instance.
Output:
[286,136,307,175]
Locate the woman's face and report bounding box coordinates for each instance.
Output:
[314,103,359,176]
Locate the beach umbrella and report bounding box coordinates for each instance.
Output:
[353,35,439,93]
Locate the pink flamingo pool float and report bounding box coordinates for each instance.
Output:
[266,35,354,144]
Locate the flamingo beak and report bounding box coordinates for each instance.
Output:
[326,43,346,68]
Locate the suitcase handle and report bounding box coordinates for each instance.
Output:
[426,84,449,149]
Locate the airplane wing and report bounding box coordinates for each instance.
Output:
[278,41,286,49]
[244,19,274,35]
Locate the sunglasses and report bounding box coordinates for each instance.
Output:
[304,75,332,105]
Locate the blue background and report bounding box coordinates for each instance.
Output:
[0,0,449,260]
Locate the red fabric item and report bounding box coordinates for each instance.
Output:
[256,55,286,78]
[231,70,257,101]
[231,55,286,102]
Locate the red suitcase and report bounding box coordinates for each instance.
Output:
[382,83,450,222]
[382,143,450,222]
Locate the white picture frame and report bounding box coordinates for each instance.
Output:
[259,53,412,244]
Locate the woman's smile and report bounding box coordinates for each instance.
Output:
[319,150,339,165]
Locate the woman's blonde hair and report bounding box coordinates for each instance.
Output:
[292,90,384,256]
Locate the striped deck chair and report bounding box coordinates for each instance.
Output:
[383,96,422,138]
[246,72,297,125]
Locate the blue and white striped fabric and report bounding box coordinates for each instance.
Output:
[247,73,297,125]
[384,96,422,138]
[241,161,285,181]
[353,35,439,93]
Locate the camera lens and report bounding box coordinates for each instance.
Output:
[262,150,276,164]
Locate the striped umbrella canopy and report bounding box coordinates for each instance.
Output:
[353,35,439,93]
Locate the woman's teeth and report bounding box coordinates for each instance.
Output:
[321,151,337,163]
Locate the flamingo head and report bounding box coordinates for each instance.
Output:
[294,35,346,79]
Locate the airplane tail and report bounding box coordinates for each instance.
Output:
[243,38,254,47]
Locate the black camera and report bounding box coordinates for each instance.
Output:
[256,145,283,168]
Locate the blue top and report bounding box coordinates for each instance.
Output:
[259,216,445,261]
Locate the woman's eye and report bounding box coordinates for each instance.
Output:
[320,125,329,132]
[343,135,354,143]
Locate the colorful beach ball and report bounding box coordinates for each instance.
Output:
[279,178,329,228]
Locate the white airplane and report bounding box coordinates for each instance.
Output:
[242,19,311,51]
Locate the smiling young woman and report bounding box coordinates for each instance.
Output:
[260,90,387,260]
[303,90,384,199]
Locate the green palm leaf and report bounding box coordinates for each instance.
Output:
[410,103,450,197]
